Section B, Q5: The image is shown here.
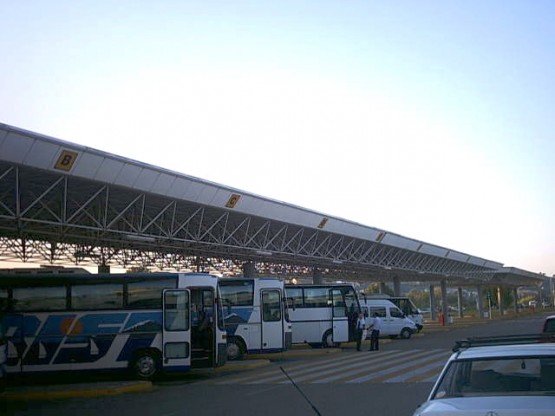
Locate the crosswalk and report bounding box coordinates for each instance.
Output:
[208,349,453,385]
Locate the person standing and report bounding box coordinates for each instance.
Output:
[355,312,366,351]
[368,312,382,351]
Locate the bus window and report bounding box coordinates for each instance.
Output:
[127,279,175,309]
[13,286,66,311]
[164,290,189,331]
[219,280,254,306]
[262,290,281,322]
[72,284,123,310]
[285,287,302,308]
[331,289,346,317]
[304,288,328,308]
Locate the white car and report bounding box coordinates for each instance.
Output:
[412,335,555,416]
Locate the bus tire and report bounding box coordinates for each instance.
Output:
[226,337,245,360]
[400,328,412,339]
[132,350,160,380]
[322,330,339,348]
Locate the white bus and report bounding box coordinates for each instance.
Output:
[0,272,227,380]
[219,277,292,360]
[285,283,362,348]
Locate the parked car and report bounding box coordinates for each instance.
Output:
[543,315,555,334]
[412,334,555,416]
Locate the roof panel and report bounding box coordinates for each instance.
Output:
[133,168,160,192]
[196,185,221,205]
[72,152,105,178]
[1,132,34,164]
[419,244,447,257]
[25,140,61,170]
[166,177,192,199]
[207,188,233,208]
[446,251,469,262]
[93,158,125,183]
[114,163,144,188]
[0,128,8,149]
[184,181,205,202]
[151,172,176,195]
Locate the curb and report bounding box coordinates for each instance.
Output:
[2,380,153,401]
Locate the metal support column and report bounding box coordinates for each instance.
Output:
[497,287,504,317]
[393,276,401,297]
[313,268,323,284]
[457,287,464,318]
[513,288,519,314]
[477,285,485,319]
[242,261,256,277]
[440,279,448,325]
[429,285,436,321]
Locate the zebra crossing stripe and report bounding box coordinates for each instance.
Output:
[249,350,400,385]
[347,350,448,383]
[401,360,448,383]
[213,349,377,385]
[323,349,438,384]
[304,350,420,384]
[209,348,452,385]
[380,352,451,383]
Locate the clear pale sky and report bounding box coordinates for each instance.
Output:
[1,1,554,276]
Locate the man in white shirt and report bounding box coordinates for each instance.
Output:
[368,312,382,351]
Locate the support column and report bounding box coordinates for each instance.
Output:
[457,287,464,318]
[477,285,484,319]
[513,288,519,314]
[379,282,388,294]
[497,287,504,317]
[242,262,256,278]
[429,285,437,321]
[313,268,323,284]
[440,279,449,325]
[393,276,401,297]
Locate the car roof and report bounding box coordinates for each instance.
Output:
[454,342,555,360]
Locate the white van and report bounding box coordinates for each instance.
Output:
[361,299,417,339]
[367,295,424,332]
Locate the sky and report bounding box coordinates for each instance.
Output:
[1,1,554,276]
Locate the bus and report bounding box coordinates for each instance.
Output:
[219,277,292,360]
[0,272,227,380]
[284,283,362,348]
[367,294,423,331]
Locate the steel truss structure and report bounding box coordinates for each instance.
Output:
[0,161,503,283]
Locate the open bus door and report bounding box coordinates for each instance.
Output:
[331,288,348,343]
[162,289,191,372]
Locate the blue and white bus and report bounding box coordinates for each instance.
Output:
[285,283,362,348]
[0,272,227,379]
[219,277,292,360]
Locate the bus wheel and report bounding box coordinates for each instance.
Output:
[132,351,160,380]
[227,338,245,360]
[322,330,339,348]
[400,328,412,339]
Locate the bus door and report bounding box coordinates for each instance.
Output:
[261,289,283,350]
[162,289,191,371]
[330,289,348,342]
